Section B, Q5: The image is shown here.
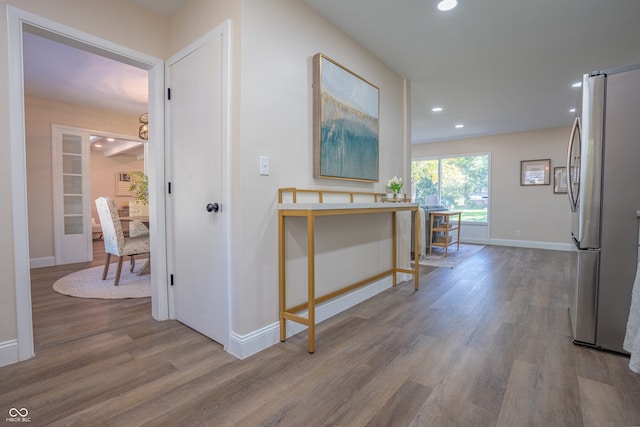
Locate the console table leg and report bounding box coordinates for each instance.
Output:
[414,209,419,290]
[307,212,316,354]
[279,212,286,342]
[392,211,397,286]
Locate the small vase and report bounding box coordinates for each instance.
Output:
[386,192,396,199]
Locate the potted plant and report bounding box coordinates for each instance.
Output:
[386,176,404,199]
[128,171,149,216]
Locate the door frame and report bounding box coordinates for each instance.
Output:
[7,5,168,361]
[165,21,232,347]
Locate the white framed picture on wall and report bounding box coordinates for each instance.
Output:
[520,159,550,186]
[553,167,568,194]
[115,171,131,196]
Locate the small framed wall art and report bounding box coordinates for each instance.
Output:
[520,159,550,186]
[115,171,131,196]
[553,166,568,193]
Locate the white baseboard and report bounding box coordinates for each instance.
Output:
[459,237,572,252]
[30,256,55,269]
[396,271,413,283]
[488,238,572,251]
[227,275,398,359]
[0,340,18,367]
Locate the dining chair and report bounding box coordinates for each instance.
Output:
[128,220,149,272]
[129,220,149,237]
[95,197,150,286]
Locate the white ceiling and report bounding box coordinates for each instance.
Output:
[303,0,640,143]
[22,30,148,117]
[130,0,189,17]
[89,135,145,157]
[21,0,640,146]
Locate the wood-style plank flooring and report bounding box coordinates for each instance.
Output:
[1,244,640,426]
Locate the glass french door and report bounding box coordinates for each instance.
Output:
[52,125,93,264]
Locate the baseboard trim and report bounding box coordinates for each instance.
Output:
[0,340,18,367]
[460,237,571,252]
[488,238,572,251]
[227,275,396,359]
[30,256,55,269]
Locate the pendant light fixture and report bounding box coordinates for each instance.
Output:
[138,113,148,140]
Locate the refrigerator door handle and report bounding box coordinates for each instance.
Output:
[566,116,581,213]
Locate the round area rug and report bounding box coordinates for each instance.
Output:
[52,262,151,299]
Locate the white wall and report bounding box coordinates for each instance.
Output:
[235,0,409,337]
[412,126,573,249]
[169,0,410,342]
[7,0,169,58]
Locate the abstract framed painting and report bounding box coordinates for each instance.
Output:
[313,53,379,182]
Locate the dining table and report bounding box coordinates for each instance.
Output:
[119,216,150,276]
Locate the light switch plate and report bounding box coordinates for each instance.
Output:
[260,156,269,175]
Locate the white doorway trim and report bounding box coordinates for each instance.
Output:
[7,5,168,362]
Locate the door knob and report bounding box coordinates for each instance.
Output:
[206,203,219,213]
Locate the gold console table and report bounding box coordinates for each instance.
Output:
[278,188,419,353]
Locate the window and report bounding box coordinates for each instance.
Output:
[411,154,489,223]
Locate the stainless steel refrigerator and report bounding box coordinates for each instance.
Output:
[567,63,640,354]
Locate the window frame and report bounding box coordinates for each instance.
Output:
[411,152,490,225]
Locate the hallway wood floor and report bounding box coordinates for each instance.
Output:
[1,245,639,426]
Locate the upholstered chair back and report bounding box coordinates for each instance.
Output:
[95,197,125,255]
[129,220,149,238]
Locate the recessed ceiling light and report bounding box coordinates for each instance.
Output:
[572,82,582,88]
[437,0,458,11]
[94,143,102,148]
[432,107,443,112]
[455,124,464,128]
[569,108,576,113]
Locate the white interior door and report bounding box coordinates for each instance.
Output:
[167,27,229,346]
[52,125,93,265]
